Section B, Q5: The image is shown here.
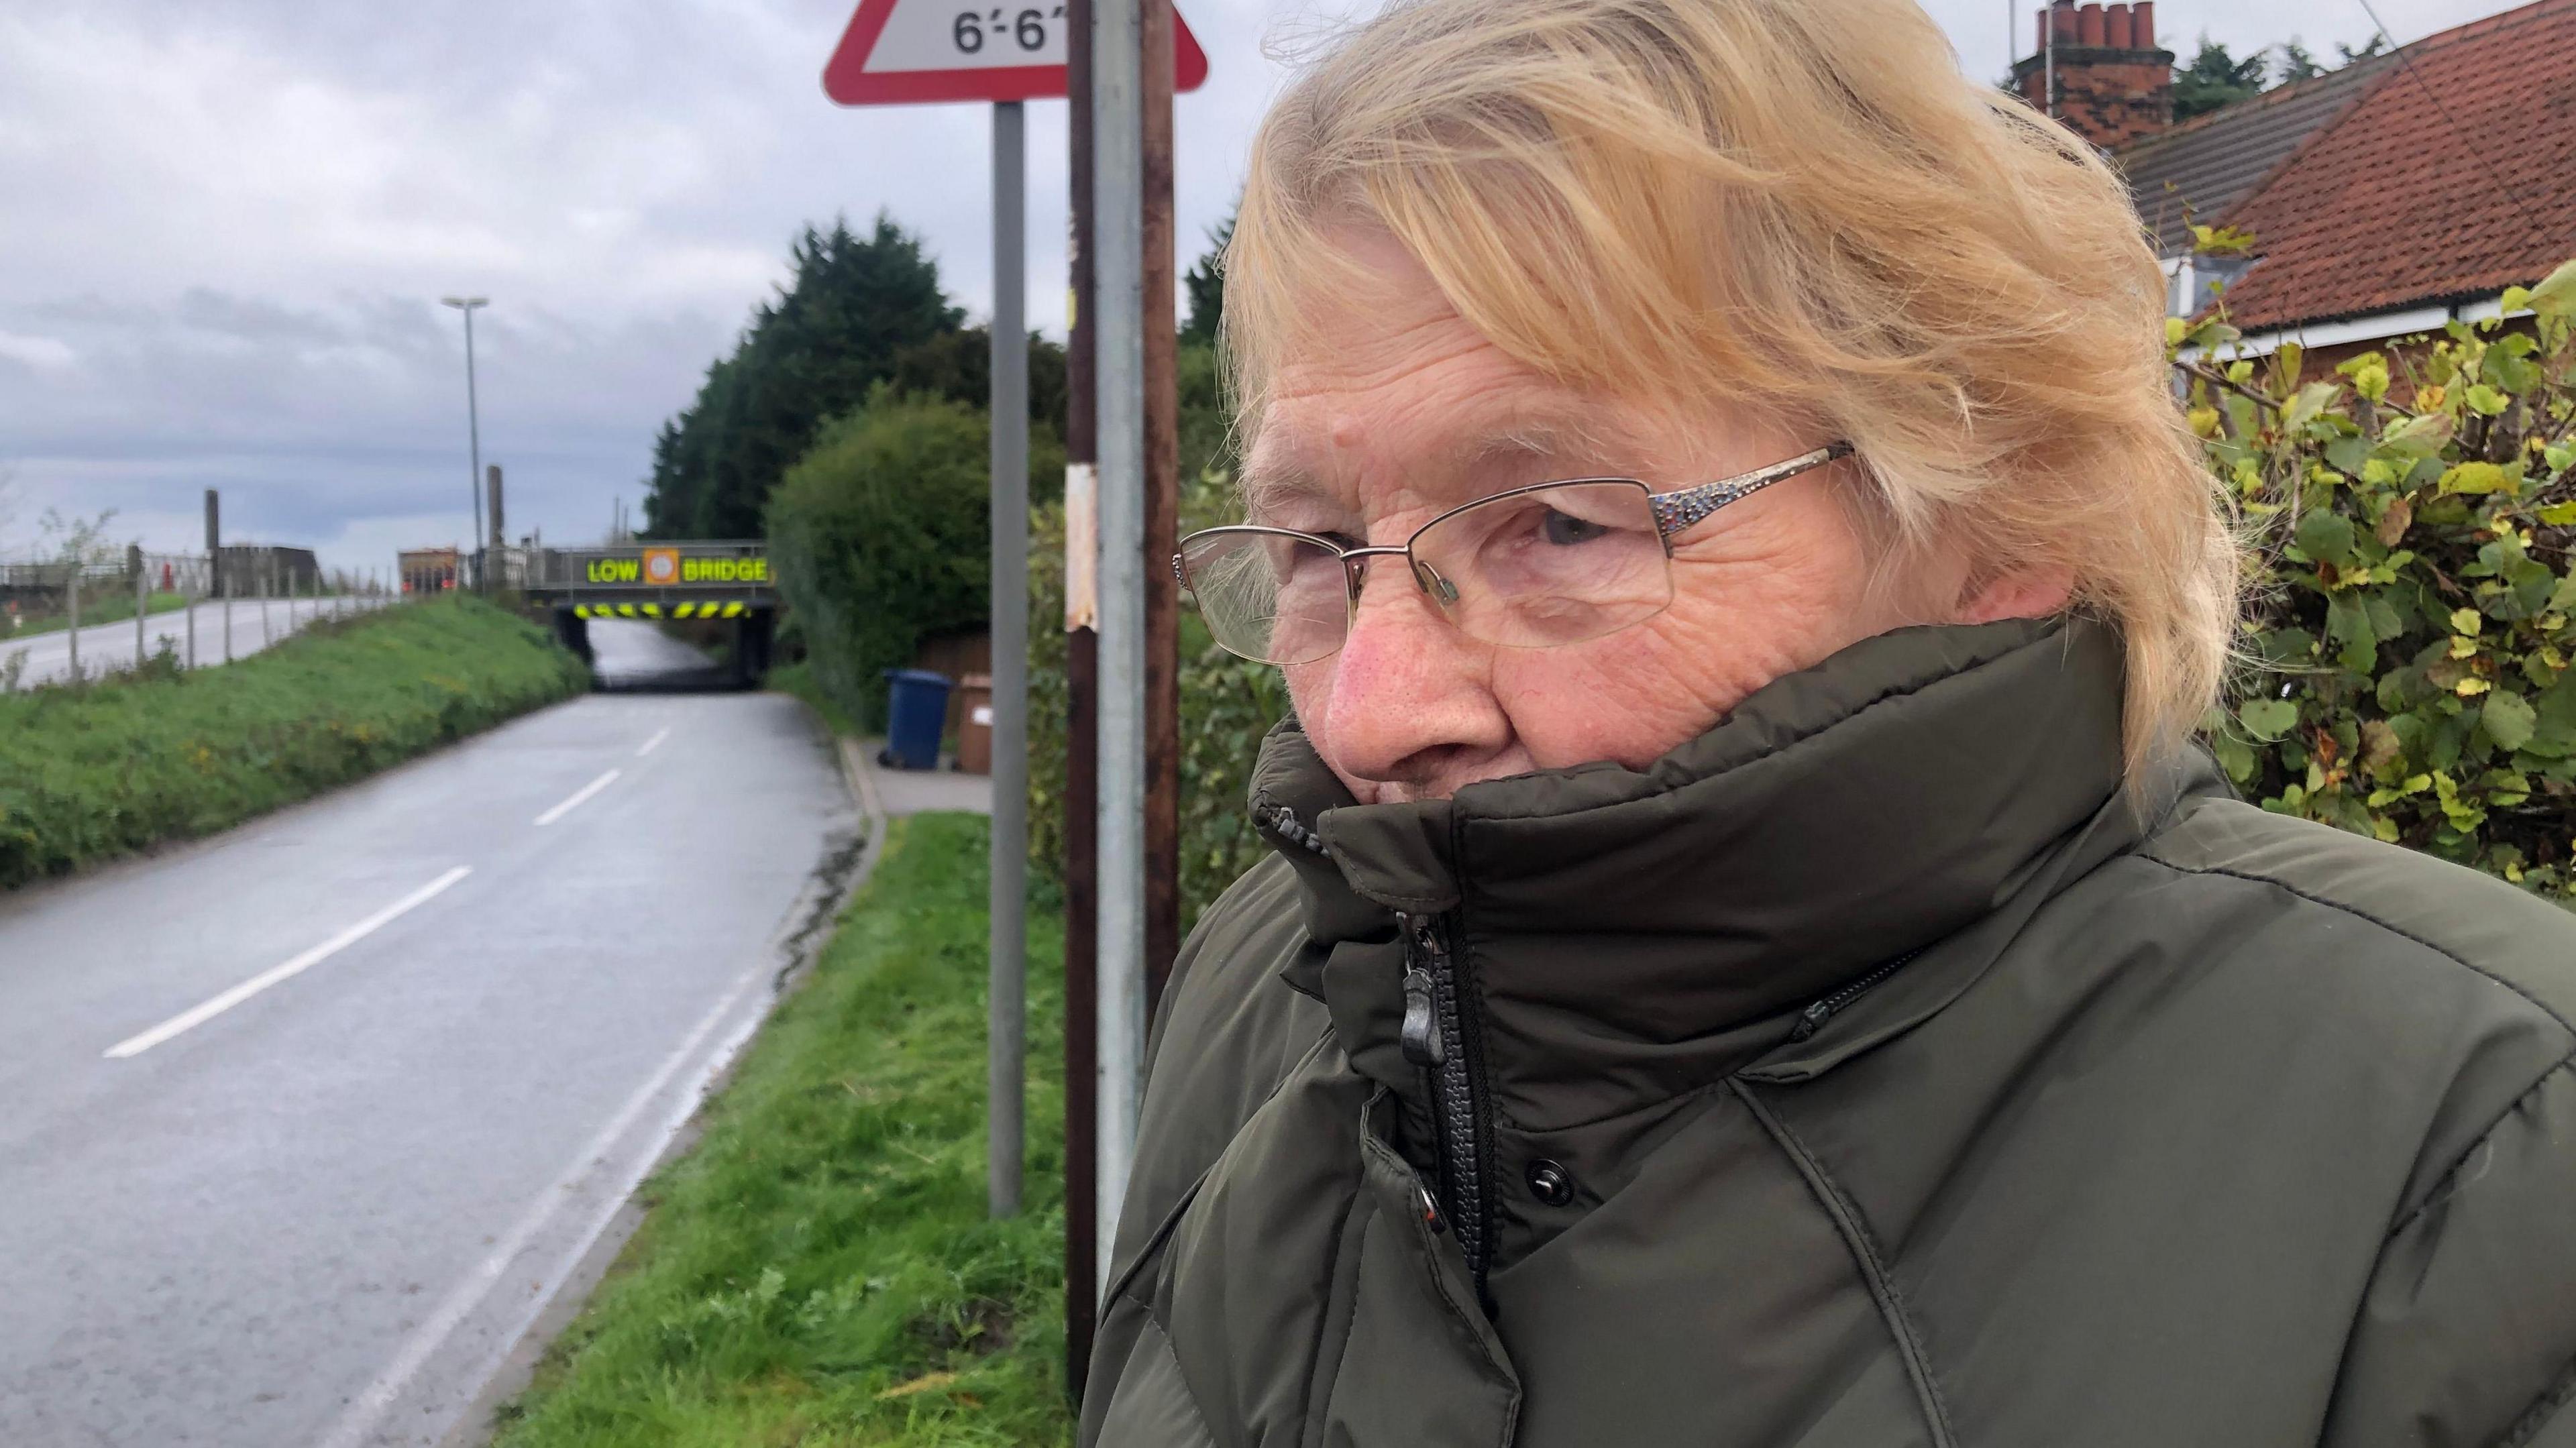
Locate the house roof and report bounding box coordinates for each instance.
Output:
[2117,56,2392,257]
[2213,0,2576,332]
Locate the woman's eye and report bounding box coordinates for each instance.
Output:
[1540,510,1610,546]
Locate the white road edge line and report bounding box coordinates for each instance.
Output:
[636,726,670,757]
[533,768,621,826]
[311,962,769,1448]
[102,867,473,1060]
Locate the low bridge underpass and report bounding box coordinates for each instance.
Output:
[525,543,777,688]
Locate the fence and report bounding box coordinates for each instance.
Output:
[0,546,405,691]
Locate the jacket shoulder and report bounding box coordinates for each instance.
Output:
[2060,799,2576,1441]
[2139,792,2576,1042]
[1146,853,1319,1076]
[1117,855,1331,1265]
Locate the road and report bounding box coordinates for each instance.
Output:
[0,621,861,1447]
[3,594,390,690]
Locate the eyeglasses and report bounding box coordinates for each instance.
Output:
[1174,442,1853,666]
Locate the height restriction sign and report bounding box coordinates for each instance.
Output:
[822,0,1208,105]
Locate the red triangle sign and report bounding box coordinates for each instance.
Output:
[824,0,1208,106]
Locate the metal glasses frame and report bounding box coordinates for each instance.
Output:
[1171,440,1854,625]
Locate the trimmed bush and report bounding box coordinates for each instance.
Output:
[769,386,1065,730]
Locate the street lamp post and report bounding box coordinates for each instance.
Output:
[440,296,488,592]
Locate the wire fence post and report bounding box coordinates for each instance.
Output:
[65,560,79,683]
[186,559,197,669]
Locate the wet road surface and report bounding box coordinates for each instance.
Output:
[3,594,390,690]
[0,620,858,1446]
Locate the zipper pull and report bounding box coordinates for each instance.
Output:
[1397,913,1446,1068]
[1401,967,1444,1066]
[1788,999,1835,1044]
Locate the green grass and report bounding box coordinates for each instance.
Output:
[490,813,1072,1448]
[766,659,861,738]
[0,597,588,888]
[5,588,193,638]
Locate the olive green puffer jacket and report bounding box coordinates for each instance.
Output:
[1080,618,2576,1448]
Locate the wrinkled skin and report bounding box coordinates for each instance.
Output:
[1244,230,2070,804]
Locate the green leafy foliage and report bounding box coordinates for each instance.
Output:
[1024,341,1285,929]
[0,598,587,889]
[490,814,1073,1448]
[768,388,1065,730]
[2179,253,2576,901]
[1178,211,1233,347]
[643,216,1068,542]
[2171,37,2269,120]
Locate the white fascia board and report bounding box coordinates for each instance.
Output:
[2177,298,2537,364]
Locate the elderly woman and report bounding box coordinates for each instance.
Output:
[1081,0,2576,1443]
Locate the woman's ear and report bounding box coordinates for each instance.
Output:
[1957,564,2074,624]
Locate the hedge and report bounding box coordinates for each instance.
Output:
[2189,250,2576,901]
[768,386,1066,730]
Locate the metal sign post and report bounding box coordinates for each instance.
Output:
[822,0,1207,1246]
[1090,0,1147,1295]
[987,99,1031,1219]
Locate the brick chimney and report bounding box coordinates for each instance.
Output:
[2010,1,2177,151]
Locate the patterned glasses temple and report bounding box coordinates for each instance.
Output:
[1169,440,1858,583]
[1646,442,1855,536]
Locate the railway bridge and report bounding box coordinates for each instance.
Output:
[524,542,777,685]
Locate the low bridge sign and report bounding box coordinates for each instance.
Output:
[525,541,778,682]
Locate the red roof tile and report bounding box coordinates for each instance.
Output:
[2216,0,2576,332]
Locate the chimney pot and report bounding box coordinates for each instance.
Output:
[2077,4,2106,46]
[2105,4,2134,48]
[2133,1,2154,48]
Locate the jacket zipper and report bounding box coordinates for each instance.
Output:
[1398,911,1491,1294]
[1787,950,1922,1042]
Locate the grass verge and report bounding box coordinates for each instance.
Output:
[0,596,588,889]
[4,588,194,639]
[765,659,861,739]
[489,812,1071,1448]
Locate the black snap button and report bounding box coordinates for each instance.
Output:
[1525,1159,1574,1207]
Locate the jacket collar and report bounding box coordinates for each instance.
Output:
[1252,618,2185,1123]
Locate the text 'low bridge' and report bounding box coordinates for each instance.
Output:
[524,542,777,685]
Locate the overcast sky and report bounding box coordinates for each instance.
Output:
[0,0,2524,571]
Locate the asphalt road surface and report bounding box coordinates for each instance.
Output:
[3,594,389,690]
[0,620,859,1446]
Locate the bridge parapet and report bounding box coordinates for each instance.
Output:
[524,542,775,604]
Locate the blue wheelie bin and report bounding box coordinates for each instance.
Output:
[879,669,953,770]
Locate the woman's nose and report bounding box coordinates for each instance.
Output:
[1318,557,1509,785]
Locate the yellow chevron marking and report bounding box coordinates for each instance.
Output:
[724,602,745,618]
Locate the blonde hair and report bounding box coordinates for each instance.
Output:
[1226,0,2237,775]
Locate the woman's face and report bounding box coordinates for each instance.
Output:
[1248,232,2066,805]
